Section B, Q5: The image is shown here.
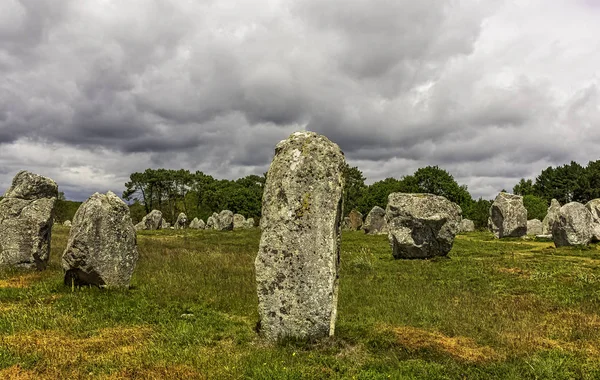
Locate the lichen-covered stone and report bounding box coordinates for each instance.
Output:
[62,191,138,287]
[542,199,561,235]
[189,217,205,229]
[348,210,363,230]
[459,218,475,233]
[233,214,246,229]
[527,219,543,235]
[386,193,461,259]
[363,206,388,234]
[206,213,218,229]
[0,171,58,270]
[174,212,188,229]
[255,131,345,341]
[552,202,593,247]
[341,216,352,230]
[585,199,600,242]
[63,220,72,227]
[489,193,527,238]
[245,218,255,229]
[216,210,234,231]
[135,209,163,231]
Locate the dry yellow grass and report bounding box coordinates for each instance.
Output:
[0,273,42,289]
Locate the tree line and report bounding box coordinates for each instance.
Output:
[50,159,600,228]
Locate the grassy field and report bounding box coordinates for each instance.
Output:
[2,227,600,379]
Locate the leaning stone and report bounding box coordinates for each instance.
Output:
[489,193,527,238]
[233,214,246,229]
[348,210,363,230]
[527,219,543,235]
[542,199,561,235]
[386,193,461,259]
[363,206,388,234]
[0,171,58,270]
[552,202,593,247]
[459,219,475,233]
[174,212,188,229]
[62,191,138,287]
[189,217,205,229]
[63,220,72,227]
[255,131,345,341]
[216,210,234,231]
[585,199,600,242]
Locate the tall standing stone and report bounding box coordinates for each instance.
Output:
[489,193,527,238]
[216,210,234,231]
[552,202,593,247]
[542,199,561,235]
[363,206,388,234]
[62,191,138,287]
[0,171,58,270]
[386,193,462,259]
[585,199,600,242]
[255,131,345,341]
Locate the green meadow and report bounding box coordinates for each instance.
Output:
[1,227,600,379]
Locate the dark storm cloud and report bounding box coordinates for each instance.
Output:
[0,0,599,200]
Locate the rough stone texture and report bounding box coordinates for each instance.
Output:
[245,218,255,229]
[552,202,593,247]
[386,193,461,259]
[174,213,188,230]
[342,217,352,231]
[135,210,163,231]
[348,210,363,230]
[233,214,246,229]
[0,171,58,270]
[542,199,561,235]
[63,220,72,227]
[62,191,138,287]
[189,217,205,229]
[527,219,543,235]
[216,210,234,231]
[255,131,345,341]
[363,206,388,234]
[459,219,475,233]
[206,213,217,229]
[161,221,171,229]
[489,193,527,238]
[585,199,600,242]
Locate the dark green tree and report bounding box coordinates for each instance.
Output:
[523,195,547,221]
[342,164,367,215]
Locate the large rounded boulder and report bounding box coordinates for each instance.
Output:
[552,202,593,247]
[62,191,138,287]
[386,193,461,259]
[0,171,58,270]
[363,206,388,235]
[135,209,163,231]
[489,193,527,238]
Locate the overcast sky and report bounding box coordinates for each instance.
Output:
[1,0,599,201]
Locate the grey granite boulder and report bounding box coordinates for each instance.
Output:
[174,212,188,230]
[245,218,255,229]
[62,191,138,287]
[489,193,527,238]
[255,131,345,341]
[363,206,388,235]
[386,193,461,259]
[527,219,543,235]
[233,214,246,229]
[63,220,72,227]
[542,199,561,235]
[135,209,163,231]
[348,210,363,230]
[552,202,593,247]
[216,210,234,231]
[342,216,352,231]
[459,218,475,233]
[206,213,218,229]
[189,217,205,229]
[585,199,600,242]
[0,171,58,270]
